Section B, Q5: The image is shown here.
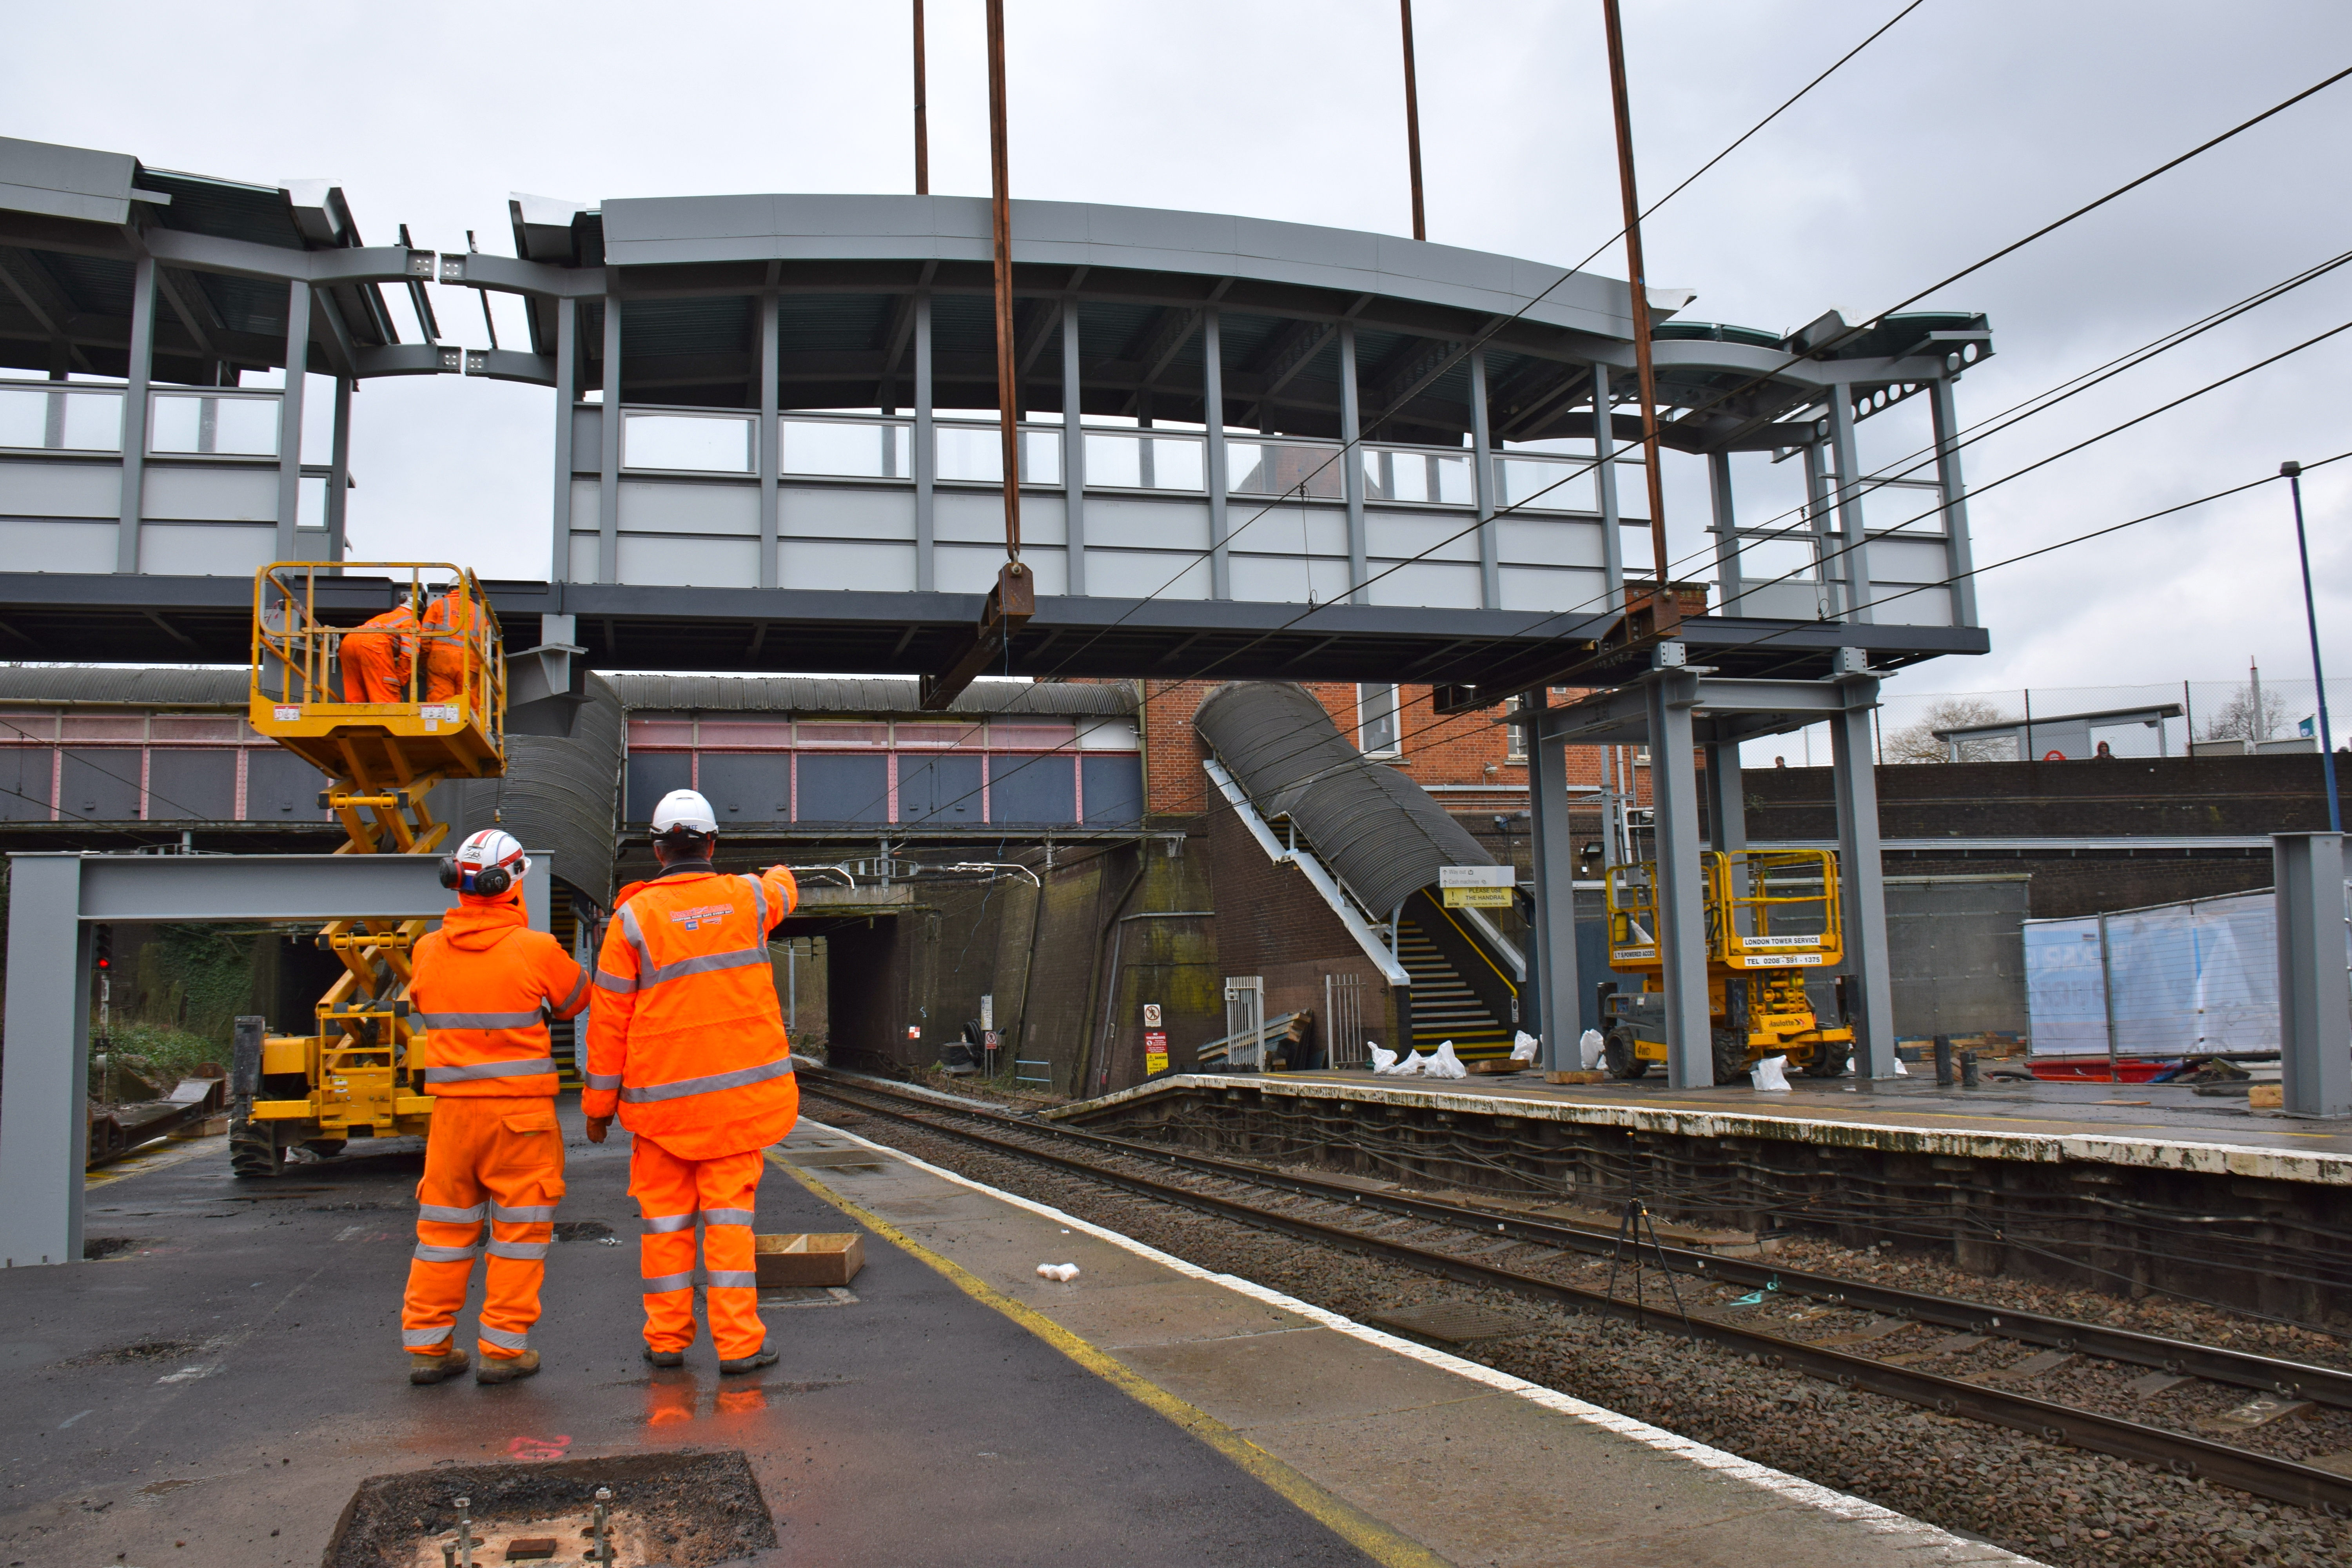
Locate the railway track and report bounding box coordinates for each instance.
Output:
[801,1068,2352,1517]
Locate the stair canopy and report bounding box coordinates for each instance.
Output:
[1193,681,1494,918]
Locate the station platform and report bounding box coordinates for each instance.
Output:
[0,1102,2031,1567]
[1059,1068,2352,1187]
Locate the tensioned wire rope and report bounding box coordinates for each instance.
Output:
[787,49,2352,842]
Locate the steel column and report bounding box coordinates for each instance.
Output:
[1062,296,1086,596]
[1803,438,1839,618]
[0,855,89,1268]
[599,296,621,585]
[274,281,311,561]
[116,253,156,572]
[1704,741,1746,854]
[1592,361,1624,598]
[914,291,935,592]
[1340,322,1367,604]
[1205,307,1229,599]
[326,374,352,562]
[1707,450,1740,613]
[549,301,575,581]
[1829,667,1895,1077]
[759,291,780,590]
[1470,346,1499,609]
[1525,690,1579,1072]
[1826,386,1871,623]
[1645,665,1711,1088]
[1928,377,1979,628]
[2274,833,2351,1118]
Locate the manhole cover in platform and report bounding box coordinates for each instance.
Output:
[1367,1303,1546,1345]
[326,1450,773,1568]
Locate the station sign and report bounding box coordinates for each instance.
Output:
[1440,865,1516,907]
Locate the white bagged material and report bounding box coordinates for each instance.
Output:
[1369,1043,1398,1074]
[1892,1056,1909,1076]
[1749,1054,1791,1092]
[1511,1031,1539,1062]
[1036,1263,1080,1282]
[1428,1041,1467,1079]
[1398,1050,1431,1076]
[1578,1029,1605,1070]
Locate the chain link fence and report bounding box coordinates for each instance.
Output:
[1864,675,2350,764]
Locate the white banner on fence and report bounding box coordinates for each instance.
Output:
[2023,881,2352,1056]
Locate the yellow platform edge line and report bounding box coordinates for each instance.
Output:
[767,1149,1454,1568]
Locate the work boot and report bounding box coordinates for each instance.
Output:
[408,1345,469,1385]
[717,1345,778,1376]
[475,1349,540,1385]
[642,1345,686,1369]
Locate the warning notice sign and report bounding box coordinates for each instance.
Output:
[1143,1029,1169,1074]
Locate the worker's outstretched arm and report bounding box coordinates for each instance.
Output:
[540,942,591,1023]
[757,866,800,931]
[582,916,639,1140]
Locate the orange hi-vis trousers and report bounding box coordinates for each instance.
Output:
[631,1136,766,1360]
[400,1097,565,1361]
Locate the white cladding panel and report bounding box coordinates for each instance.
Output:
[937,541,1066,595]
[1366,508,1480,564]
[1864,536,1950,582]
[1496,514,1608,569]
[616,478,758,537]
[780,484,914,541]
[1366,559,1481,608]
[142,463,276,523]
[1086,494,1211,554]
[615,532,758,587]
[1083,549,1211,600]
[1499,564,1606,615]
[0,458,118,519]
[0,517,115,572]
[1229,551,1351,605]
[141,523,274,576]
[935,487,1064,546]
[780,537,916,592]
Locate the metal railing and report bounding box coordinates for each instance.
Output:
[1323,971,1369,1067]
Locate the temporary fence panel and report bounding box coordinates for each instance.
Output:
[2023,881,2352,1056]
[1323,971,1368,1068]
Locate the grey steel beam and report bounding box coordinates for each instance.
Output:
[550,301,575,581]
[2273,833,2350,1118]
[461,348,557,386]
[1538,675,1873,745]
[1062,296,1086,595]
[0,246,90,371]
[150,264,219,361]
[0,854,89,1267]
[1339,321,1367,605]
[1707,450,1739,613]
[1645,660,1712,1089]
[309,279,361,380]
[354,343,462,378]
[1524,689,1579,1073]
[914,291,935,593]
[275,281,310,561]
[1802,438,1838,618]
[142,229,430,288]
[1826,386,1871,623]
[1469,346,1499,610]
[1929,377,1979,628]
[599,296,621,584]
[1828,661,1895,1078]
[327,375,352,561]
[1592,361,1625,598]
[439,250,605,299]
[1366,335,1468,420]
[1705,741,1746,855]
[115,252,154,572]
[1205,307,1229,600]
[759,291,780,590]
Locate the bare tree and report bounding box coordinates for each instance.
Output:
[2198,684,2289,743]
[1884,696,2016,764]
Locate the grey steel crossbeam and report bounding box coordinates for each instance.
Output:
[1536,672,1870,746]
[142,230,432,287]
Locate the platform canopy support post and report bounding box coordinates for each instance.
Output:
[1828,656,1895,1078]
[0,855,91,1268]
[1644,650,1711,1089]
[1524,688,1579,1073]
[549,300,575,582]
[274,280,311,561]
[1703,742,1746,855]
[2274,832,2351,1118]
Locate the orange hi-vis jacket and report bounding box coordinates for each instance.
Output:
[410,897,591,1096]
[584,865,799,1160]
[421,590,484,704]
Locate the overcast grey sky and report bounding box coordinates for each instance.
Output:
[8,1,2350,708]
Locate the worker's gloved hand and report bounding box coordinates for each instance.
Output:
[585,1116,611,1144]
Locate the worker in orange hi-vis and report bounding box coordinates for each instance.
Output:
[401,829,591,1387]
[339,603,417,704]
[584,789,799,1375]
[420,584,483,704]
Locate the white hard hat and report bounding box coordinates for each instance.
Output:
[651,788,719,838]
[442,828,530,895]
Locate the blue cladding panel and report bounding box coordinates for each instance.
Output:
[797,752,888,824]
[990,755,1075,824]
[0,748,49,821]
[147,750,237,820]
[1081,755,1144,826]
[244,750,330,821]
[624,753,692,824]
[900,755,984,826]
[58,750,141,822]
[697,751,789,825]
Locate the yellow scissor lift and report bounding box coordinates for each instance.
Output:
[229,563,506,1178]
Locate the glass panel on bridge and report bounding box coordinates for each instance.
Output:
[1083,430,1205,491]
[1363,445,1472,505]
[1228,438,1346,499]
[1492,454,1590,512]
[783,418,913,479]
[935,423,1063,486]
[0,384,123,452]
[149,392,278,457]
[622,412,753,474]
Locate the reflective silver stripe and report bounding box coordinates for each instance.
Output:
[584,1071,623,1090]
[477,1325,530,1351]
[413,1242,480,1263]
[487,1239,549,1260]
[618,904,657,990]
[641,1271,695,1293]
[418,1203,487,1223]
[701,1207,757,1227]
[416,1011,544,1030]
[492,1204,557,1222]
[594,967,637,995]
[620,1056,795,1104]
[642,1211,698,1234]
[555,968,591,1014]
[704,1270,759,1289]
[748,875,766,934]
[422,1058,557,1083]
[640,946,770,989]
[404,1327,455,1348]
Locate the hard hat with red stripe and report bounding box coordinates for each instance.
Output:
[439,828,531,898]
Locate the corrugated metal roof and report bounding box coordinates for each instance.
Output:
[608,675,1135,716]
[0,667,250,707]
[1194,681,1491,917]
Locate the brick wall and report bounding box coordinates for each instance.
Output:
[1203,792,1401,1047]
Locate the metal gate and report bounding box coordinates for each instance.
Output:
[1322,972,1369,1068]
[1222,976,1266,1071]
